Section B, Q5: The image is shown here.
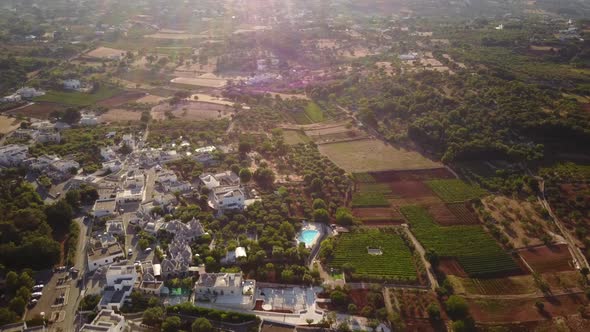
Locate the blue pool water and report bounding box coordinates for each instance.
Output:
[298,229,319,245]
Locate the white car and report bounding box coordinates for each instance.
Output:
[32,284,44,291]
[31,292,43,299]
[145,247,152,253]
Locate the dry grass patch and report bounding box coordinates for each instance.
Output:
[0,115,20,134]
[86,47,126,59]
[318,138,441,172]
[99,109,142,123]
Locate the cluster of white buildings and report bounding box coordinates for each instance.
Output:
[199,170,245,214]
[0,143,79,181]
[156,169,191,193]
[0,87,45,103]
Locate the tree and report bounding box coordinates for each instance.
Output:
[45,199,73,234]
[427,303,441,321]
[0,308,17,326]
[330,290,348,306]
[425,249,440,267]
[162,316,182,332]
[348,303,358,314]
[313,208,329,223]
[142,307,164,326]
[310,178,323,193]
[138,238,150,250]
[335,207,353,226]
[445,295,469,320]
[239,168,252,183]
[253,168,275,188]
[451,320,466,332]
[8,297,25,316]
[238,141,252,154]
[535,301,545,312]
[65,190,81,210]
[306,318,314,325]
[192,317,213,332]
[312,198,327,210]
[61,108,81,124]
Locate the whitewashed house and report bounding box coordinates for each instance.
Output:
[0,144,28,166]
[63,79,81,90]
[80,309,126,332]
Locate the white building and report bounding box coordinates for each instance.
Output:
[92,198,117,218]
[34,129,61,144]
[16,87,44,99]
[194,272,256,308]
[80,309,125,332]
[102,159,123,173]
[116,170,145,204]
[157,170,177,183]
[87,242,125,272]
[50,159,79,173]
[195,145,216,154]
[121,134,135,151]
[161,180,191,193]
[63,79,81,90]
[398,52,419,61]
[1,94,22,102]
[0,144,28,166]
[80,113,99,126]
[100,147,118,161]
[99,264,137,311]
[199,170,240,190]
[210,185,245,212]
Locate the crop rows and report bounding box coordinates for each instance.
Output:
[352,192,390,207]
[426,179,487,203]
[329,229,417,281]
[401,206,520,277]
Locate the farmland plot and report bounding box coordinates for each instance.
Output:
[401,206,520,277]
[426,179,487,203]
[328,229,417,283]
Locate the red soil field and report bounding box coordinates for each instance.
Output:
[361,219,405,227]
[446,203,480,225]
[469,292,588,323]
[389,180,436,198]
[426,203,460,226]
[349,289,371,308]
[7,102,66,119]
[369,168,454,181]
[97,91,145,107]
[438,258,468,277]
[353,207,404,219]
[518,244,575,273]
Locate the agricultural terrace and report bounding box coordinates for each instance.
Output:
[352,182,392,207]
[304,102,324,122]
[426,179,487,203]
[325,229,417,283]
[318,139,441,173]
[401,206,520,277]
[282,130,311,145]
[34,86,122,106]
[147,119,229,146]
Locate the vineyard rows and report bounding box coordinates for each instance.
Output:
[401,206,520,277]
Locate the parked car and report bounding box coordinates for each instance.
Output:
[32,284,44,291]
[31,292,43,299]
[145,247,152,253]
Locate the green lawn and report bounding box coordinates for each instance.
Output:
[329,229,417,282]
[35,86,121,106]
[401,206,519,277]
[426,179,487,203]
[304,102,324,122]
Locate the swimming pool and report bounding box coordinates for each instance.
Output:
[298,229,320,247]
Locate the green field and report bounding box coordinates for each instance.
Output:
[358,182,392,194]
[304,102,324,122]
[401,206,519,277]
[283,129,311,145]
[290,111,312,124]
[353,172,376,183]
[426,179,487,203]
[329,229,417,282]
[352,192,390,207]
[34,86,121,106]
